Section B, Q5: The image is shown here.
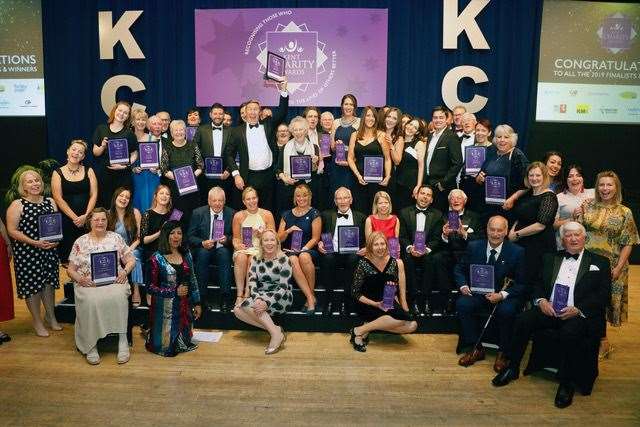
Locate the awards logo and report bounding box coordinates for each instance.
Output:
[576,104,591,114]
[598,13,637,54]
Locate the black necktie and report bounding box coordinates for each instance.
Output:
[415,208,426,215]
[488,249,497,265]
[212,126,222,131]
[462,134,471,139]
[563,251,579,260]
[249,123,259,129]
[337,213,349,219]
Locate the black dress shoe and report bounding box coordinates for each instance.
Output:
[221,299,232,313]
[0,332,10,343]
[423,302,432,316]
[410,303,421,316]
[491,367,519,387]
[554,383,574,408]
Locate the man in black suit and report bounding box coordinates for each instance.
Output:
[398,185,444,315]
[492,222,611,409]
[318,187,366,315]
[454,215,526,372]
[225,79,289,212]
[431,189,483,313]
[187,187,235,312]
[425,106,463,213]
[193,103,233,204]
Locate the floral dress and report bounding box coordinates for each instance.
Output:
[583,202,639,325]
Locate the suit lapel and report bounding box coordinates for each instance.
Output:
[575,251,590,287]
[550,254,562,286]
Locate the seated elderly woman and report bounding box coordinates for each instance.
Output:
[233,229,293,355]
[146,221,202,356]
[67,208,136,365]
[350,231,417,352]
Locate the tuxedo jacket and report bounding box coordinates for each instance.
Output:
[398,205,444,253]
[535,250,611,338]
[193,123,234,168]
[425,128,463,190]
[441,209,483,253]
[320,209,366,248]
[187,205,235,249]
[454,239,527,300]
[225,94,289,177]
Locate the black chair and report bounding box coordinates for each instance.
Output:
[523,329,600,395]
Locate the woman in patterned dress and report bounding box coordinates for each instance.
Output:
[233,229,292,355]
[6,169,61,337]
[350,232,416,352]
[577,170,639,359]
[146,221,202,357]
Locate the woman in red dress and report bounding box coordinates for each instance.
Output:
[0,218,15,344]
[364,191,399,241]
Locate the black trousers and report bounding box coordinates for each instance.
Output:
[319,252,359,307]
[402,252,437,304]
[509,307,588,384]
[231,168,275,212]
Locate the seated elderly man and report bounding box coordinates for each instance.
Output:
[492,221,611,409]
[431,189,482,313]
[454,215,526,373]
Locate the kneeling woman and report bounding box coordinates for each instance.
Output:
[146,221,202,356]
[233,229,293,355]
[67,208,137,365]
[350,231,417,352]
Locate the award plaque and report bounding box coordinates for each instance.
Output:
[290,155,312,180]
[448,211,460,231]
[91,250,118,286]
[186,126,197,142]
[413,231,426,253]
[388,236,400,259]
[108,138,130,165]
[204,157,224,179]
[363,156,384,183]
[465,146,486,175]
[485,176,507,205]
[319,133,331,158]
[169,209,183,222]
[265,51,286,82]
[338,225,360,253]
[552,283,570,314]
[290,230,303,252]
[173,165,198,195]
[382,282,397,310]
[321,232,334,253]
[334,143,347,163]
[212,218,225,241]
[38,213,63,242]
[470,264,495,294]
[242,227,253,247]
[139,142,159,169]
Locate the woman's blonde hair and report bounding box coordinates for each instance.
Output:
[242,186,258,202]
[372,191,392,215]
[256,228,282,259]
[365,231,388,257]
[293,183,312,206]
[594,170,623,205]
[18,169,43,197]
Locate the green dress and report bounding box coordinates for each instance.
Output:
[583,202,639,326]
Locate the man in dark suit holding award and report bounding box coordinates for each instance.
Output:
[425,106,463,213]
[187,187,235,312]
[432,189,483,313]
[318,187,366,315]
[193,103,233,204]
[492,222,611,409]
[455,215,526,372]
[398,185,444,315]
[225,79,289,211]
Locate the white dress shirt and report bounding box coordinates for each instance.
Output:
[246,123,273,171]
[211,124,223,156]
[425,129,444,175]
[333,208,354,249]
[550,250,584,308]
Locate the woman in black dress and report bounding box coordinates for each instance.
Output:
[350,231,417,352]
[347,106,392,215]
[91,101,138,208]
[160,120,203,227]
[508,162,558,294]
[390,118,426,211]
[51,140,98,264]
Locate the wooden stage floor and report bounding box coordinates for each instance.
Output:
[1,268,639,426]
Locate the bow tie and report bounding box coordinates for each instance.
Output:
[337,212,349,219]
[248,123,259,129]
[212,126,222,131]
[462,134,471,139]
[415,208,427,215]
[563,251,579,260]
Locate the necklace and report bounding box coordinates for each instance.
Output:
[67,164,81,176]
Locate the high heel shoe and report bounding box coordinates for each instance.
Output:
[349,328,366,352]
[45,317,63,331]
[265,327,286,355]
[0,332,11,343]
[599,343,614,360]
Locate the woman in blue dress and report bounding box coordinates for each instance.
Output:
[146,221,202,357]
[132,112,162,213]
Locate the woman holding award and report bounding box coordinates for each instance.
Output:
[277,184,320,313]
[6,169,61,337]
[460,119,492,212]
[390,118,425,211]
[275,116,323,220]
[91,101,138,208]
[108,187,144,307]
[67,208,136,365]
[554,165,595,249]
[350,232,416,352]
[132,112,162,213]
[146,221,202,356]
[347,106,392,215]
[330,94,360,196]
[160,120,204,227]
[364,191,399,240]
[51,139,98,264]
[233,229,292,355]
[232,187,276,308]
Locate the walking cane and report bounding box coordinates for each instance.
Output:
[471,277,513,351]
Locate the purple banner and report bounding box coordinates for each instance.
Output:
[195,8,388,106]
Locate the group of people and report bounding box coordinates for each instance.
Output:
[0,83,637,409]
